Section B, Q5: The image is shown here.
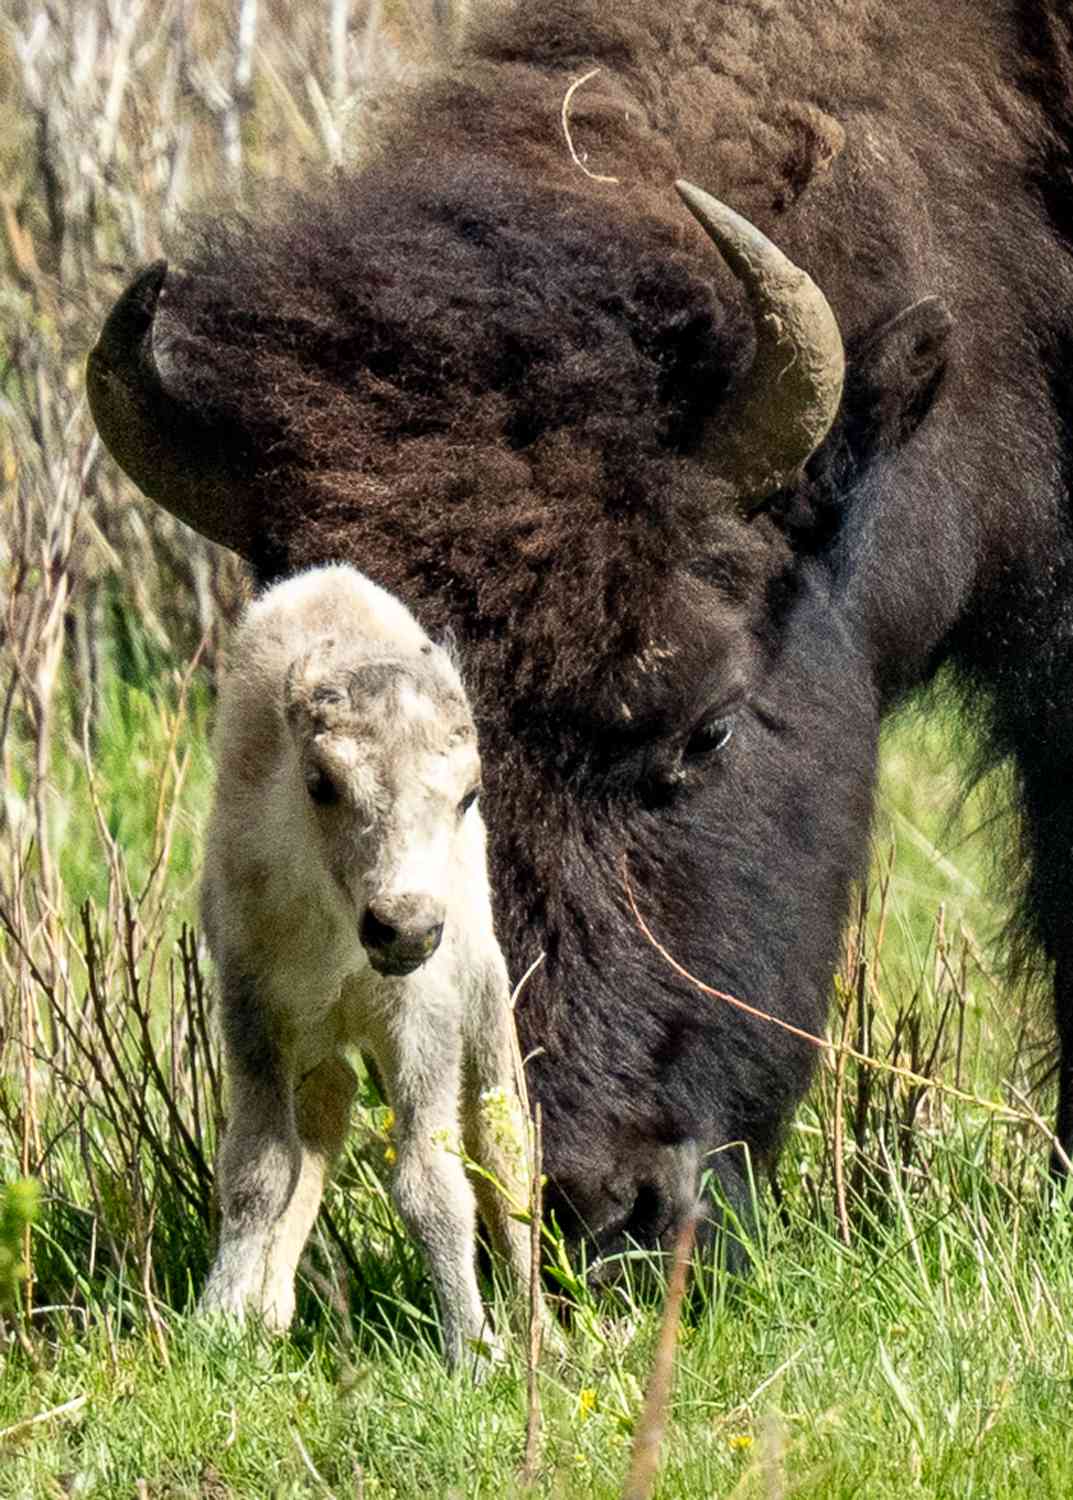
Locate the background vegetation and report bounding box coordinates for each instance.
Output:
[0,2,1066,1495]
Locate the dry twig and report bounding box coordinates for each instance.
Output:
[621,1215,696,1500]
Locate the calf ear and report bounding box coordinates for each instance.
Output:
[841,296,954,461]
[284,639,337,728]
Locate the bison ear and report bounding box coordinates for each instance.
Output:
[284,639,337,728]
[771,297,952,545]
[841,297,954,462]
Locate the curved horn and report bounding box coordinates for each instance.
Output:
[86,261,258,559]
[675,180,845,510]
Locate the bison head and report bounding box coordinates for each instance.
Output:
[87,154,944,1266]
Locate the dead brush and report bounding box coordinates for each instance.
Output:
[0,870,222,1328]
[0,0,538,1366]
[811,854,1054,1245]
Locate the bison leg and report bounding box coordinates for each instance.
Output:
[371,1006,491,1373]
[202,970,358,1330]
[258,1052,359,1318]
[200,978,301,1329]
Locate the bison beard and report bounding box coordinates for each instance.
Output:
[88,0,1073,1266]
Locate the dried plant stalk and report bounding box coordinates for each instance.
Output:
[620,1215,696,1500]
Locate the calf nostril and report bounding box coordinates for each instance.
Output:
[361,908,399,951]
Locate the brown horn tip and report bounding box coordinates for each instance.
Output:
[675,179,845,511]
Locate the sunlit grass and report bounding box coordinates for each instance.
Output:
[2,0,1069,1492]
[3,674,1067,1498]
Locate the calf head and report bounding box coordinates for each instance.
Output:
[284,644,481,976]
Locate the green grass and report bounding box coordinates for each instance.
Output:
[46,669,213,914]
[2,3,1068,1490]
[3,678,1068,1499]
[5,1165,1073,1498]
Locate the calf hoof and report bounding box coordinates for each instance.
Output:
[198,1271,296,1335]
[456,1327,506,1383]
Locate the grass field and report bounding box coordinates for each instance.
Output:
[2,2,1070,1496]
[3,698,1069,1498]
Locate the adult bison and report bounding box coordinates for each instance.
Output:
[88,1,1073,1265]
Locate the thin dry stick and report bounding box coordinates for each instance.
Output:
[291,1427,338,1498]
[140,631,210,911]
[141,1201,171,1370]
[224,0,259,184]
[622,856,1038,1130]
[121,900,214,1206]
[0,1395,88,1444]
[508,951,545,1151]
[830,995,854,1247]
[621,1215,696,1500]
[1006,1083,1073,1175]
[18,876,40,1322]
[561,69,620,183]
[520,1103,545,1490]
[80,704,128,919]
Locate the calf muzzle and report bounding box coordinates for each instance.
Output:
[361,903,445,976]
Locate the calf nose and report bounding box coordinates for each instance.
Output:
[361,899,445,976]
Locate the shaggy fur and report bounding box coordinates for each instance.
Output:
[93,1,1073,1254]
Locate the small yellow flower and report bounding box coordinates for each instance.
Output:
[383,1144,397,1167]
[728,1433,754,1453]
[577,1388,598,1420]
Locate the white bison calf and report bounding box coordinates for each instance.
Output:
[199,563,534,1370]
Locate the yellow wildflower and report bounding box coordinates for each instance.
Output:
[577,1388,598,1420]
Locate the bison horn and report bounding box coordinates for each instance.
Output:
[675,180,845,511]
[86,260,258,559]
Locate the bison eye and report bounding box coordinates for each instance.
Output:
[306,768,341,806]
[684,714,735,759]
[458,786,480,817]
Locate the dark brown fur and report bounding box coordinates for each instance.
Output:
[95,0,1073,1256]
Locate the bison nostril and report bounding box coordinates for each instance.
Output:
[361,908,399,951]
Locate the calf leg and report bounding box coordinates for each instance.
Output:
[257,1052,359,1320]
[462,959,534,1294]
[202,973,357,1329]
[200,1002,299,1328]
[373,1015,491,1372]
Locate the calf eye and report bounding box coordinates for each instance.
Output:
[684,714,734,759]
[306,768,341,806]
[458,786,480,817]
